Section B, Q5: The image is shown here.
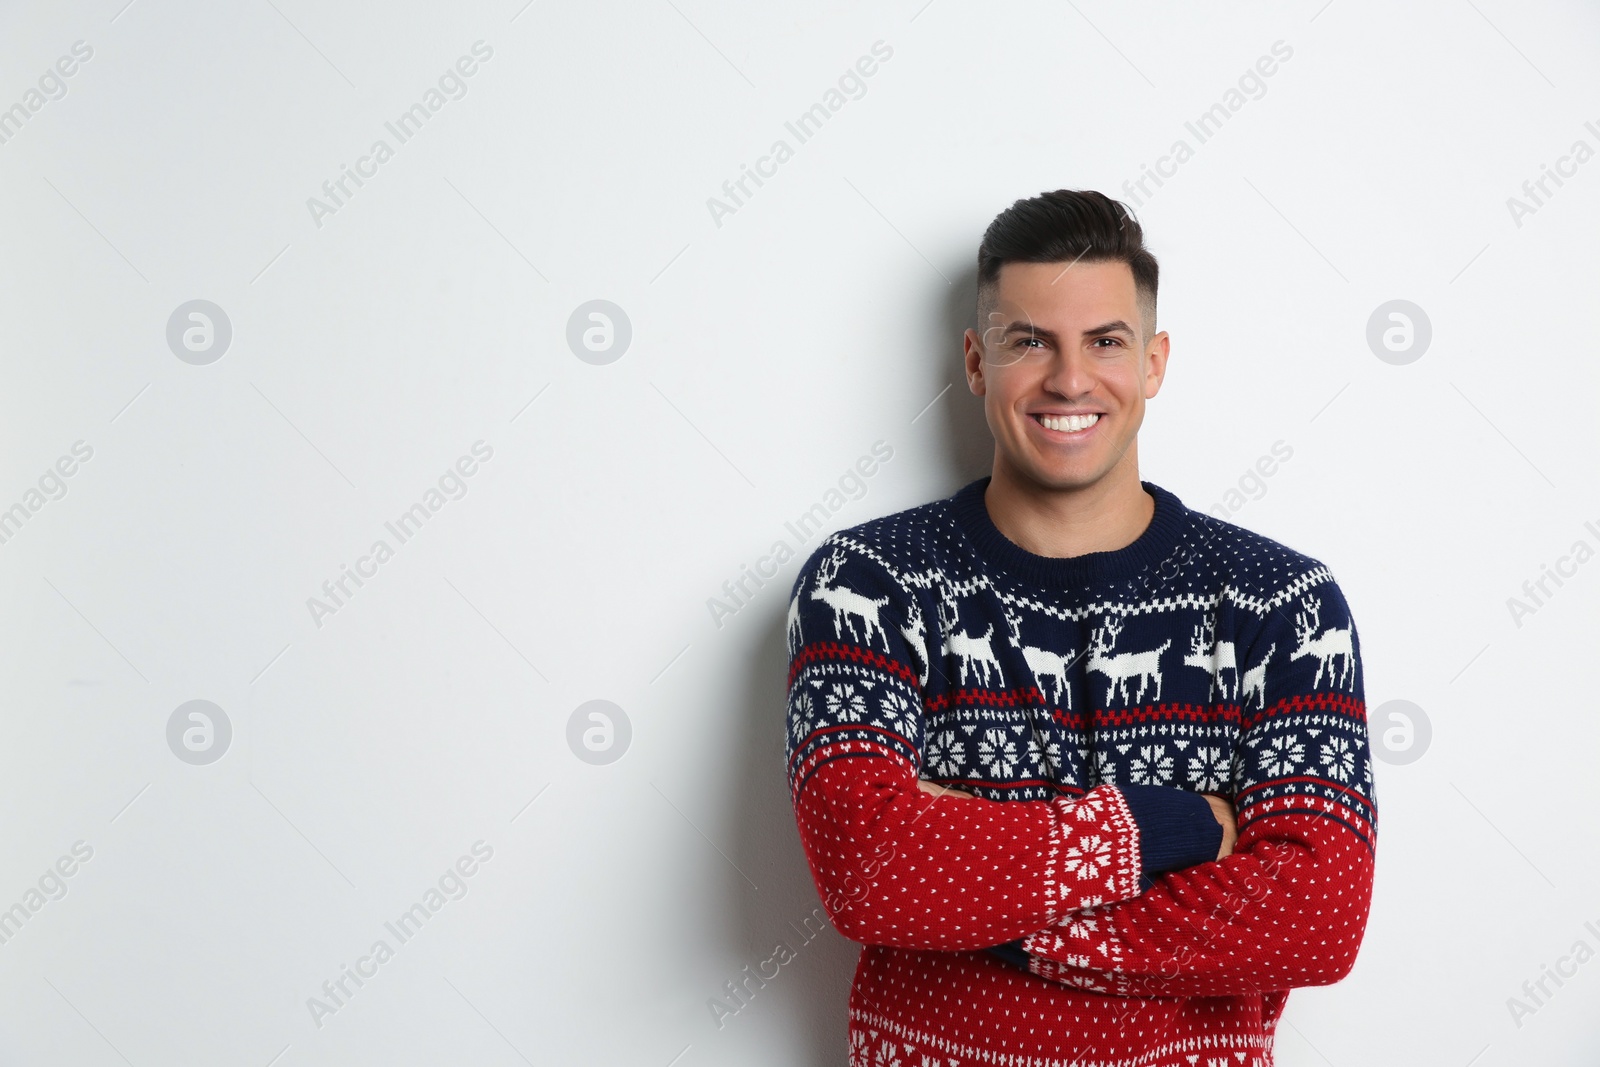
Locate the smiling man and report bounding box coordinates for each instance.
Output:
[783,189,1377,1066]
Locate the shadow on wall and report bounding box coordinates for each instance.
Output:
[934,260,998,483]
[717,262,992,1064]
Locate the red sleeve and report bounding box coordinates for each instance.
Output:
[1012,571,1379,996]
[785,537,1149,952]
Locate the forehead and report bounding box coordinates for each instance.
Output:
[992,259,1137,319]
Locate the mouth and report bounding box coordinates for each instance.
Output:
[1029,412,1103,440]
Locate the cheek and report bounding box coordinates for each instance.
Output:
[982,393,1009,436]
[992,370,1037,405]
[1105,362,1146,397]
[996,387,1033,429]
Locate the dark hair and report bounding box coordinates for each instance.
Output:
[975,189,1159,340]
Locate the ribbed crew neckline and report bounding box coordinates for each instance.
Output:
[949,475,1190,588]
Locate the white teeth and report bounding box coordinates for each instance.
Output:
[1037,413,1100,432]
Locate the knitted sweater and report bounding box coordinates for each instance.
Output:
[783,475,1377,1067]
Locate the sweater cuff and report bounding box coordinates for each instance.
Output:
[1115,784,1222,874]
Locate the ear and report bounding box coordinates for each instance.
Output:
[1143,329,1170,399]
[963,328,988,396]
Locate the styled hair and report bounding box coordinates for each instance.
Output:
[975,189,1159,341]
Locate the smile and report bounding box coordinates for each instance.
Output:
[1031,412,1102,436]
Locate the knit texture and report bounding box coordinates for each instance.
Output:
[783,475,1377,1067]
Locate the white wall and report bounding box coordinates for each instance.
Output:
[1,0,1597,1063]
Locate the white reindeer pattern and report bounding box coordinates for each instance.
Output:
[1182,615,1237,700]
[799,566,1343,720]
[1239,642,1276,712]
[1290,594,1355,689]
[897,597,931,687]
[809,548,890,650]
[1087,616,1172,705]
[937,590,1004,688]
[1003,605,1074,708]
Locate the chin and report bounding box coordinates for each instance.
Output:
[1041,470,1104,491]
[1015,460,1099,490]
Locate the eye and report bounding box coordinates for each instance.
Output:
[1013,336,1045,349]
[1092,337,1123,348]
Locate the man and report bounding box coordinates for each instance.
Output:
[783,189,1376,1066]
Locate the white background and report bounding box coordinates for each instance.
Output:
[1,0,1597,1063]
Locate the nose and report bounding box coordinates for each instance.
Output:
[1040,343,1096,397]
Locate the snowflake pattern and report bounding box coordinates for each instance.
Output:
[787,689,816,750]
[826,681,868,723]
[1071,792,1108,822]
[1060,912,1101,940]
[1129,744,1172,784]
[1187,746,1229,791]
[977,728,1018,778]
[1091,749,1119,787]
[1319,735,1355,782]
[1025,730,1063,777]
[925,731,965,777]
[1259,734,1304,778]
[877,690,913,738]
[1062,833,1112,882]
[870,1037,903,1067]
[848,1029,869,1067]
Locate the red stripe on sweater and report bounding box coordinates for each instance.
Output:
[789,735,915,798]
[786,722,915,776]
[1238,775,1377,843]
[787,640,922,688]
[792,645,1366,727]
[1246,691,1367,729]
[924,686,1051,710]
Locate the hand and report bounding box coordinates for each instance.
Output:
[916,778,976,800]
[1200,792,1238,859]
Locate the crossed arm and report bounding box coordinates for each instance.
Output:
[785,546,1238,954]
[915,581,1379,997]
[796,724,1372,996]
[932,777,1377,997]
[786,544,1377,994]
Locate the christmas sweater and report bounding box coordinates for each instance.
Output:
[783,475,1377,1067]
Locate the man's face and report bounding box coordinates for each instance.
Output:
[962,259,1169,493]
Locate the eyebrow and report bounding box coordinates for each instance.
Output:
[1000,319,1137,342]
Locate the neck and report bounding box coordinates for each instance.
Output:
[983,453,1153,560]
